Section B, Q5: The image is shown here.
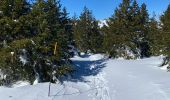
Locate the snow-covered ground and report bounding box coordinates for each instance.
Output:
[1,54,170,100]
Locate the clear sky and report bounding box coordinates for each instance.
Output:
[60,0,170,20]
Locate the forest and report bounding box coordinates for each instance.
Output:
[0,0,170,86]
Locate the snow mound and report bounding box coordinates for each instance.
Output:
[89,54,105,61]
[12,81,30,88]
[160,64,168,70]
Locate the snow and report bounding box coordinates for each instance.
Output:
[99,20,107,28]
[89,54,104,61]
[13,19,19,22]
[33,79,39,85]
[10,52,14,55]
[1,54,170,100]
[19,49,28,65]
[12,81,30,88]
[160,64,168,70]
[19,56,27,65]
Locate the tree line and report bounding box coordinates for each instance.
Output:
[0,0,170,85]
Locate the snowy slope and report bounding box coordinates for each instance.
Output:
[1,54,170,100]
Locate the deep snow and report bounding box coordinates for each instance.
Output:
[1,54,170,100]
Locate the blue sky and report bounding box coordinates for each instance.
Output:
[60,0,170,20]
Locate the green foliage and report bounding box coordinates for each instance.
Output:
[147,15,161,56]
[0,0,74,85]
[102,0,152,58]
[159,4,170,69]
[73,7,103,53]
[160,5,170,56]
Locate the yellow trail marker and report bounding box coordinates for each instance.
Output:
[54,42,57,55]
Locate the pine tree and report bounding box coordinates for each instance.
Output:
[129,1,151,58]
[73,7,102,53]
[103,0,151,58]
[60,7,74,57]
[0,0,35,85]
[148,14,161,56]
[138,3,151,58]
[0,0,74,85]
[28,0,74,82]
[104,0,137,58]
[159,4,170,68]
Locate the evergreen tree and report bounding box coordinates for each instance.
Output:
[0,0,34,85]
[104,0,137,58]
[0,0,31,45]
[103,0,151,58]
[0,0,74,85]
[138,3,151,58]
[60,7,74,57]
[159,4,170,68]
[73,7,102,53]
[28,0,74,82]
[148,14,161,56]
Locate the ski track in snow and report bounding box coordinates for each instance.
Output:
[92,73,111,100]
[89,56,111,100]
[89,64,110,100]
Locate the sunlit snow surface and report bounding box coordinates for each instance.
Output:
[1,54,170,100]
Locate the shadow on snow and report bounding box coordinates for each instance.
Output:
[62,57,107,82]
[51,55,107,99]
